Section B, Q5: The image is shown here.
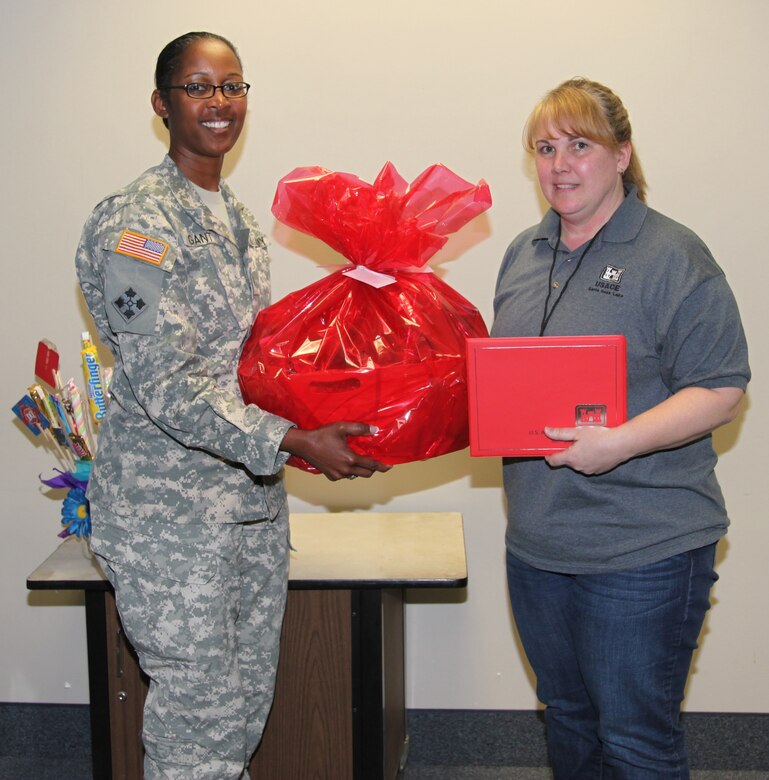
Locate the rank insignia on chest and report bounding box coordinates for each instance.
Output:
[115,229,169,265]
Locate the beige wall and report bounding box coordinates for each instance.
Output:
[2,0,766,711]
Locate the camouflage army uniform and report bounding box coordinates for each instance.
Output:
[76,155,294,779]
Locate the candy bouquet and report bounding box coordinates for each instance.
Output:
[11,334,110,538]
[238,162,492,472]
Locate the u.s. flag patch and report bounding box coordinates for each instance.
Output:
[115,229,169,265]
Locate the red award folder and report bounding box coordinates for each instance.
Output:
[467,335,627,457]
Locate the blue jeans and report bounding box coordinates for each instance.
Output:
[506,544,718,779]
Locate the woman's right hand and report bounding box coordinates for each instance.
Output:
[280,422,391,481]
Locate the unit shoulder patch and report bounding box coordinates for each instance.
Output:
[112,287,148,323]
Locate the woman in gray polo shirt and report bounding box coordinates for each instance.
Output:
[492,78,750,778]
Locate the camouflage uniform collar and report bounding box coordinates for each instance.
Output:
[160,155,246,240]
[160,155,221,213]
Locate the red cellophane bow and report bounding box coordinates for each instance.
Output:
[238,162,491,472]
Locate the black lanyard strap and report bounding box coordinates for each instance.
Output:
[539,221,605,337]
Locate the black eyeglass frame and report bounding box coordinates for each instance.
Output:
[163,82,251,99]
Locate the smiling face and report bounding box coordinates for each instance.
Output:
[151,38,247,187]
[533,124,631,244]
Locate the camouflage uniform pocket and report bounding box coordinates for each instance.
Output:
[143,732,211,768]
[89,511,219,586]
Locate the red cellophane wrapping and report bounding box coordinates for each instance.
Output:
[238,162,491,471]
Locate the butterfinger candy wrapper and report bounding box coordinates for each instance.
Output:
[81,332,108,427]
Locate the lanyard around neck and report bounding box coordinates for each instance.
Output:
[539,221,605,337]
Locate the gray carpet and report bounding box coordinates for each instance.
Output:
[0,757,93,780]
[0,758,766,780]
[401,769,768,780]
[2,705,766,779]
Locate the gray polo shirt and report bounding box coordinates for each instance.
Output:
[491,186,750,573]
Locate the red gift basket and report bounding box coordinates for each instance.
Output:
[238,162,491,471]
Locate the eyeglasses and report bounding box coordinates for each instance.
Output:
[164,82,250,99]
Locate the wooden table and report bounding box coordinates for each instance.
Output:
[27,512,467,780]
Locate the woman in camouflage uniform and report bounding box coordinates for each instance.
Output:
[76,31,389,780]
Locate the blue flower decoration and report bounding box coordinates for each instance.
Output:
[40,459,93,539]
[60,486,91,539]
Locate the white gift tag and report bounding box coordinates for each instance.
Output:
[339,264,434,288]
[342,265,397,288]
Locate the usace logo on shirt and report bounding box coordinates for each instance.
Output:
[601,265,625,283]
[589,265,626,298]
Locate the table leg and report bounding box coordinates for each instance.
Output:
[352,588,406,780]
[84,590,112,780]
[84,589,148,780]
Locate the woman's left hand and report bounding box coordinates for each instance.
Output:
[544,386,745,476]
[543,426,627,475]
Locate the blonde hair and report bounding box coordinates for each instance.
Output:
[523,78,647,203]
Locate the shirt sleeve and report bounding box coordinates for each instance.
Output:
[78,196,294,478]
[661,273,751,394]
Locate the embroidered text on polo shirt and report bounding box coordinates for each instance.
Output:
[588,265,626,297]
